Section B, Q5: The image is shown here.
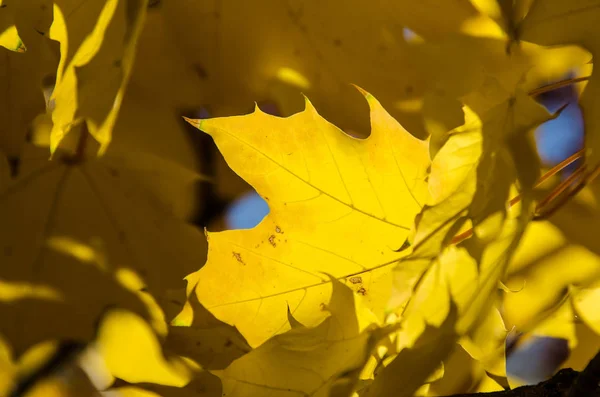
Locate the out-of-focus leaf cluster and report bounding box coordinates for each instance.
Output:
[2,0,600,396]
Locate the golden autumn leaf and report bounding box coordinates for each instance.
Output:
[49,0,147,154]
[182,90,430,347]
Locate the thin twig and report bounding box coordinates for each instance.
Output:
[528,76,591,97]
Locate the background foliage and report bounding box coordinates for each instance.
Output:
[1,0,600,396]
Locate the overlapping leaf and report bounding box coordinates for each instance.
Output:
[159,0,483,138]
[182,91,430,347]
[0,339,102,397]
[519,0,600,168]
[49,0,148,154]
[0,142,206,356]
[0,37,56,157]
[216,278,379,397]
[361,302,458,397]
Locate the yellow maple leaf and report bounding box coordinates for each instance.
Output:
[182,90,430,347]
[48,0,148,155]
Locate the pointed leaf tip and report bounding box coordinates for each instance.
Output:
[351,84,373,99]
[182,116,202,129]
[287,304,305,329]
[302,94,318,113]
[351,84,383,113]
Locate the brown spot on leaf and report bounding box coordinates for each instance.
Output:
[275,226,283,234]
[194,64,208,80]
[357,287,367,296]
[349,277,362,284]
[224,339,233,347]
[319,303,327,311]
[333,38,342,47]
[268,235,276,247]
[232,252,245,265]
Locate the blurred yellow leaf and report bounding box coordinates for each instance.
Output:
[507,221,566,275]
[532,299,577,349]
[0,0,25,52]
[49,0,148,154]
[97,309,192,386]
[543,179,600,257]
[362,302,458,397]
[503,245,600,333]
[182,91,430,347]
[0,142,206,355]
[0,0,53,52]
[0,41,55,156]
[105,372,223,397]
[0,339,102,397]
[158,0,484,139]
[520,0,600,167]
[0,25,23,52]
[459,306,508,379]
[107,7,206,174]
[572,283,600,335]
[560,321,600,372]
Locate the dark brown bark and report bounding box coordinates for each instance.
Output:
[445,350,600,397]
